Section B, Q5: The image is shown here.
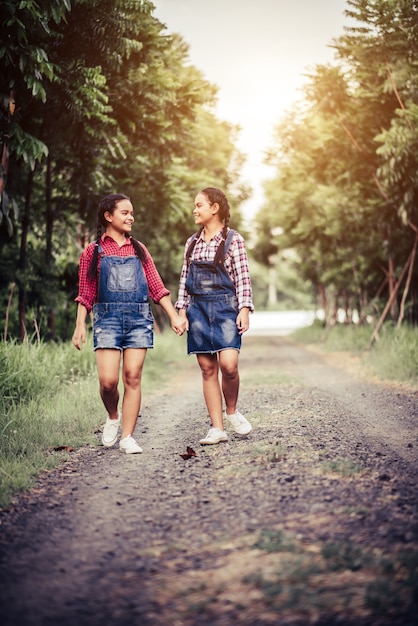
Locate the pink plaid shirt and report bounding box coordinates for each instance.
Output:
[175,228,254,311]
[75,234,170,313]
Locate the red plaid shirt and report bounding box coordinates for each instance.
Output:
[75,234,170,313]
[175,228,254,311]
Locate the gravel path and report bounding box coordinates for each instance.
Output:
[0,335,417,626]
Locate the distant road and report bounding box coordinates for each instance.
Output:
[247,310,317,336]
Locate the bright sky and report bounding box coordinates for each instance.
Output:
[152,0,350,222]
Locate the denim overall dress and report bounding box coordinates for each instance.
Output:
[93,247,154,351]
[185,230,241,355]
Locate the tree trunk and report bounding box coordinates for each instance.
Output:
[18,169,35,341]
[388,256,398,320]
[45,154,53,261]
[45,155,55,339]
[316,283,327,322]
[268,266,277,307]
[397,230,418,328]
[369,248,414,347]
[358,289,369,324]
[328,292,339,327]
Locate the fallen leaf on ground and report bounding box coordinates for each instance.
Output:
[179,446,196,460]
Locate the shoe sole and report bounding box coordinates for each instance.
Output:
[119,447,143,454]
[224,414,252,436]
[233,426,252,435]
[102,432,120,447]
[102,432,119,447]
[102,416,121,447]
[199,438,228,445]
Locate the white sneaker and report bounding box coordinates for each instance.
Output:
[199,427,228,445]
[119,435,143,454]
[102,411,121,447]
[224,410,252,435]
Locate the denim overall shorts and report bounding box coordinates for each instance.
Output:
[93,250,154,351]
[185,232,241,355]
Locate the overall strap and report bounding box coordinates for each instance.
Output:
[224,229,236,256]
[185,232,199,264]
[214,229,236,265]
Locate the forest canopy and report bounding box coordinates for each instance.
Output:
[0,0,248,340]
[255,0,418,328]
[1,0,417,341]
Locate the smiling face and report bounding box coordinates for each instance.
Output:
[193,192,221,228]
[104,198,134,240]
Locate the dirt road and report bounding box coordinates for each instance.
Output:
[0,336,417,625]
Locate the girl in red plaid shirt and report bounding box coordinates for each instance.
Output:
[72,193,186,454]
[176,187,254,445]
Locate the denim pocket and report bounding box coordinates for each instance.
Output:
[191,264,220,293]
[108,260,138,292]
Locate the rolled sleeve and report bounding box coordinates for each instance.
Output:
[226,235,254,312]
[74,244,97,314]
[175,240,191,309]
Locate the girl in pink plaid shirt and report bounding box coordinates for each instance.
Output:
[72,193,186,454]
[176,187,254,445]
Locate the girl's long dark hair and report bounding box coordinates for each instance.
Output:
[201,187,230,240]
[87,193,146,280]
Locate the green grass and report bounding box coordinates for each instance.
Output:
[366,324,418,383]
[320,457,363,477]
[292,320,418,384]
[252,528,297,553]
[0,338,94,405]
[292,320,371,352]
[242,530,418,620]
[0,330,187,508]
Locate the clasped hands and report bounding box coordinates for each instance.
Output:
[171,312,188,336]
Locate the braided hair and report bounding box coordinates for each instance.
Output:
[87,193,146,280]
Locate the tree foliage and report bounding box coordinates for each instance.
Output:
[255,0,418,326]
[0,0,247,340]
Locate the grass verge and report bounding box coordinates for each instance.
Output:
[292,320,418,385]
[0,330,186,508]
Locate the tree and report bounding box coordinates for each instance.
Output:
[1,0,71,338]
[255,0,418,326]
[0,0,247,340]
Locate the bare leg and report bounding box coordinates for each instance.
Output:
[219,349,240,415]
[95,349,121,420]
[120,348,147,439]
[196,353,224,430]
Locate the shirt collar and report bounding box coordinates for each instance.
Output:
[101,233,131,246]
[197,228,225,244]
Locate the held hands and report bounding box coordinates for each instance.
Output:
[171,312,188,336]
[237,308,250,335]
